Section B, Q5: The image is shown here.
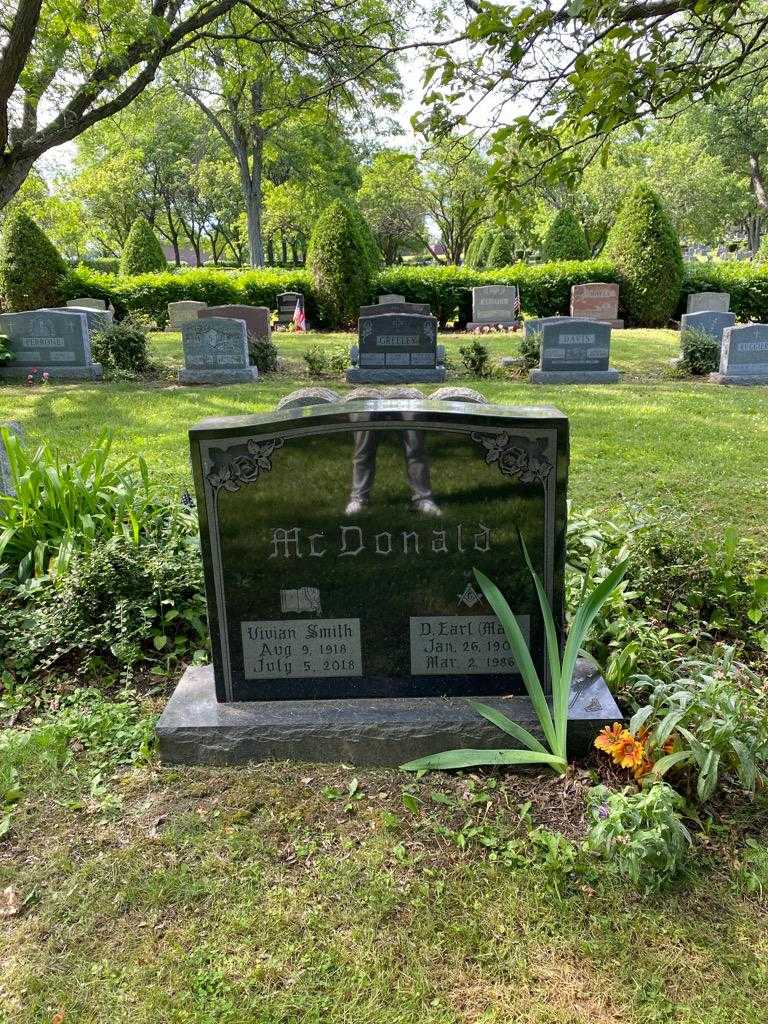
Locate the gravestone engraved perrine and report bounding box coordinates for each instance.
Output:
[469,286,519,329]
[198,304,271,341]
[179,317,257,385]
[680,310,735,345]
[277,291,304,325]
[687,291,730,314]
[570,283,623,328]
[187,401,568,703]
[167,300,208,331]
[67,297,106,311]
[0,310,102,380]
[530,319,618,384]
[711,323,768,384]
[348,313,445,383]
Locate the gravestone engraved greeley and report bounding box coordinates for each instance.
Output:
[156,400,622,765]
[348,313,445,383]
[0,310,102,380]
[710,323,768,384]
[179,317,257,385]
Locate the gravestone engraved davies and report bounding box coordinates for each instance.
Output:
[0,310,102,380]
[156,400,620,765]
[179,317,257,385]
[570,283,623,328]
[199,304,271,342]
[680,310,736,346]
[347,313,445,383]
[530,319,619,384]
[687,291,730,314]
[358,301,431,318]
[277,291,304,326]
[468,286,519,330]
[67,297,106,311]
[167,300,208,331]
[710,323,768,384]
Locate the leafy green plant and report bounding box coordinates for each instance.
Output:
[458,338,491,376]
[680,326,720,375]
[401,533,628,773]
[542,209,590,261]
[518,329,541,369]
[249,333,279,373]
[303,347,330,377]
[630,650,768,801]
[119,217,167,275]
[0,209,67,311]
[586,783,691,891]
[603,184,683,327]
[92,314,151,373]
[0,429,154,580]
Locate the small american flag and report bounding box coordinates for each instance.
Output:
[513,288,521,318]
[293,299,307,332]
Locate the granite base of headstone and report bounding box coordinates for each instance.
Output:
[156,398,620,765]
[570,283,623,329]
[347,313,445,383]
[0,310,102,380]
[179,317,257,385]
[0,421,22,495]
[199,304,271,342]
[157,659,621,767]
[687,291,730,314]
[709,323,768,384]
[467,285,519,330]
[167,300,208,332]
[529,319,619,384]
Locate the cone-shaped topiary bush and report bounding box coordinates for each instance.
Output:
[542,209,590,261]
[307,200,376,327]
[0,210,67,311]
[486,232,516,268]
[465,227,491,268]
[603,185,683,327]
[345,203,381,275]
[475,228,499,269]
[120,217,167,276]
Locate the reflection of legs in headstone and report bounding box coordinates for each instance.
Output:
[346,431,379,514]
[402,430,441,516]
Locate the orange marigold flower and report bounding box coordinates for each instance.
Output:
[611,734,647,770]
[594,723,625,754]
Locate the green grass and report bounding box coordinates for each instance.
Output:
[1,328,767,538]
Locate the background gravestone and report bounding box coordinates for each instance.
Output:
[358,301,430,318]
[570,283,623,328]
[179,317,257,385]
[67,297,106,311]
[0,310,102,380]
[687,291,730,314]
[157,400,620,765]
[530,319,619,384]
[348,313,445,383]
[42,306,113,334]
[277,291,304,326]
[379,294,405,304]
[167,300,208,332]
[468,286,519,329]
[680,310,736,346]
[0,421,22,496]
[523,316,572,338]
[710,323,768,384]
[199,304,271,341]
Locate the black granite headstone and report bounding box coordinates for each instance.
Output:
[348,313,445,383]
[277,291,304,325]
[188,401,568,702]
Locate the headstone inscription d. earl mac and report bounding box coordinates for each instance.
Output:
[179,317,257,385]
[348,313,445,383]
[530,319,619,384]
[710,323,768,384]
[156,400,621,765]
[0,310,102,380]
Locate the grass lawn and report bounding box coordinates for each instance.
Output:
[1,327,767,537]
[2,327,768,1022]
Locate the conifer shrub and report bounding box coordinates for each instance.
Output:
[465,227,491,269]
[542,209,590,262]
[486,232,516,268]
[0,210,67,311]
[603,185,683,327]
[119,218,167,276]
[306,200,376,327]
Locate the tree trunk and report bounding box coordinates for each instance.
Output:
[749,155,768,212]
[0,154,35,209]
[266,237,274,265]
[281,236,288,265]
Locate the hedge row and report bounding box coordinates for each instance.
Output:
[64,260,768,328]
